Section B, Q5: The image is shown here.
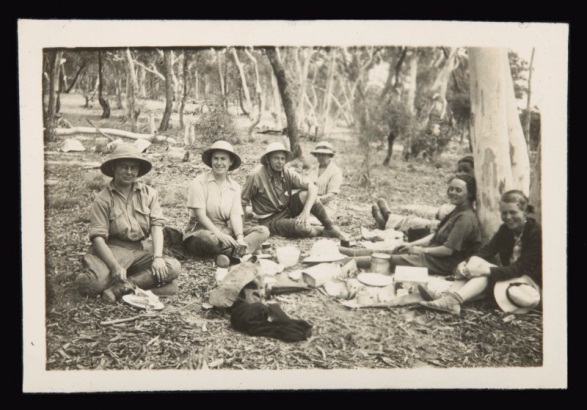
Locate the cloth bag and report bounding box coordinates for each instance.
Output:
[230,300,313,342]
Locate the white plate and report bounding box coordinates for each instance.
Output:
[357,273,394,287]
[122,294,164,311]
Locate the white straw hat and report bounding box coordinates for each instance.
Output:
[494,275,541,314]
[260,142,294,166]
[303,239,347,263]
[311,141,335,156]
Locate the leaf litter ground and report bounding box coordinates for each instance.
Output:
[43,94,542,372]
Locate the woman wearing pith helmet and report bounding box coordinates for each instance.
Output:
[74,143,181,303]
[180,140,269,266]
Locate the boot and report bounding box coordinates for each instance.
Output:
[321,225,348,240]
[372,204,386,229]
[417,284,445,301]
[376,198,391,221]
[419,293,462,315]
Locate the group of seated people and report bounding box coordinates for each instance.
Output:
[74,140,542,317]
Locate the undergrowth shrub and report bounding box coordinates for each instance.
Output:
[194,106,239,145]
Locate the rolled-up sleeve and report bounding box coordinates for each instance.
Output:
[231,184,245,217]
[147,186,166,228]
[241,173,255,207]
[187,177,206,210]
[288,169,309,190]
[89,195,110,242]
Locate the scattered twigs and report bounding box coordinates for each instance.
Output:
[100,313,157,326]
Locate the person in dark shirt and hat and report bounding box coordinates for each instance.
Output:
[418,190,542,315]
[74,144,181,303]
[241,142,347,239]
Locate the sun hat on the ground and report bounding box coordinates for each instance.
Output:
[311,141,335,156]
[494,275,541,314]
[260,142,294,166]
[100,143,153,177]
[201,140,242,171]
[303,239,347,263]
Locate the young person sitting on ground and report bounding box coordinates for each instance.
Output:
[418,190,542,315]
[241,142,347,240]
[75,144,181,303]
[371,155,475,234]
[164,141,270,267]
[340,174,481,275]
[307,141,343,223]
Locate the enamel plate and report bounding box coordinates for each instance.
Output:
[122,294,164,311]
[357,273,394,287]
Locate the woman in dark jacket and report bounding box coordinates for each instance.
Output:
[418,190,542,315]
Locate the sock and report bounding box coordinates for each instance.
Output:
[310,202,334,230]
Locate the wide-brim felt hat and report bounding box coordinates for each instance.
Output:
[100,143,153,177]
[260,142,294,166]
[201,140,242,171]
[311,141,335,156]
[303,239,347,263]
[494,275,541,314]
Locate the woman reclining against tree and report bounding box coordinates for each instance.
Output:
[340,173,481,276]
[371,155,474,235]
[417,190,542,315]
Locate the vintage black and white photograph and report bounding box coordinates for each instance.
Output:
[19,20,568,391]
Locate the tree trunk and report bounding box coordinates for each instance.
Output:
[295,48,312,132]
[270,70,283,129]
[528,141,541,223]
[98,51,111,119]
[231,48,252,117]
[179,51,189,130]
[44,50,63,141]
[468,47,531,243]
[123,49,140,132]
[524,47,535,146]
[403,50,419,160]
[502,51,531,193]
[245,49,264,140]
[319,47,337,138]
[265,47,302,158]
[115,65,125,110]
[215,49,227,109]
[64,60,87,93]
[138,65,147,98]
[159,49,174,132]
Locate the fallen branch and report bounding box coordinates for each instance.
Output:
[86,118,115,141]
[53,126,154,141]
[100,314,157,326]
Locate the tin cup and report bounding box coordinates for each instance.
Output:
[370,253,392,275]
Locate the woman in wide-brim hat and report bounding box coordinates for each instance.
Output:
[179,140,269,266]
[307,141,343,225]
[418,190,542,315]
[74,143,181,303]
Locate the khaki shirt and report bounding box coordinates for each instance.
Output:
[187,170,243,230]
[308,161,343,196]
[89,181,166,243]
[241,164,309,219]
